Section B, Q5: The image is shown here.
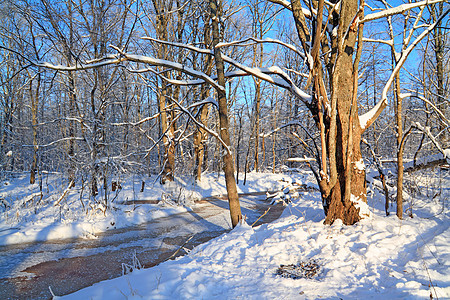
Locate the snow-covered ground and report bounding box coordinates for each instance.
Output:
[56,169,447,300]
[1,169,448,299]
[0,171,296,245]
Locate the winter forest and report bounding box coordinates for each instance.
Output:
[0,0,449,299]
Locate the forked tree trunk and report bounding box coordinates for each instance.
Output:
[210,0,242,228]
[318,0,366,225]
[193,101,208,181]
[324,129,366,225]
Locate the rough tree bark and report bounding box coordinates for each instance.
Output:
[291,0,367,225]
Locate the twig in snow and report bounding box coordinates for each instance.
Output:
[420,247,438,300]
[251,207,272,227]
[168,235,194,260]
[54,180,74,206]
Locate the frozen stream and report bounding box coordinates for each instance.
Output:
[0,194,284,299]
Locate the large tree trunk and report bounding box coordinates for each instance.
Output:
[210,0,242,228]
[253,28,263,172]
[317,0,365,225]
[324,129,366,225]
[67,69,76,188]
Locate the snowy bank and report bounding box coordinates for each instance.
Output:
[61,188,449,299]
[0,172,307,246]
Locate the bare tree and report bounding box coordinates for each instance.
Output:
[3,0,447,227]
[365,1,449,218]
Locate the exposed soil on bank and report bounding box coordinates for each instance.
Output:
[0,195,285,299]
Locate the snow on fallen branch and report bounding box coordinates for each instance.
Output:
[54,180,75,207]
[404,153,448,173]
[410,122,448,159]
[21,192,44,207]
[285,157,316,163]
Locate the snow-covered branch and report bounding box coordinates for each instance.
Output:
[187,97,219,110]
[266,0,314,18]
[22,137,84,148]
[110,113,160,127]
[216,37,305,59]
[260,120,315,138]
[35,56,125,71]
[400,93,449,126]
[411,122,449,159]
[221,58,311,103]
[360,6,450,131]
[382,8,449,102]
[359,98,387,130]
[362,38,394,47]
[285,157,316,163]
[141,37,312,103]
[361,0,445,23]
[168,96,232,156]
[110,45,225,92]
